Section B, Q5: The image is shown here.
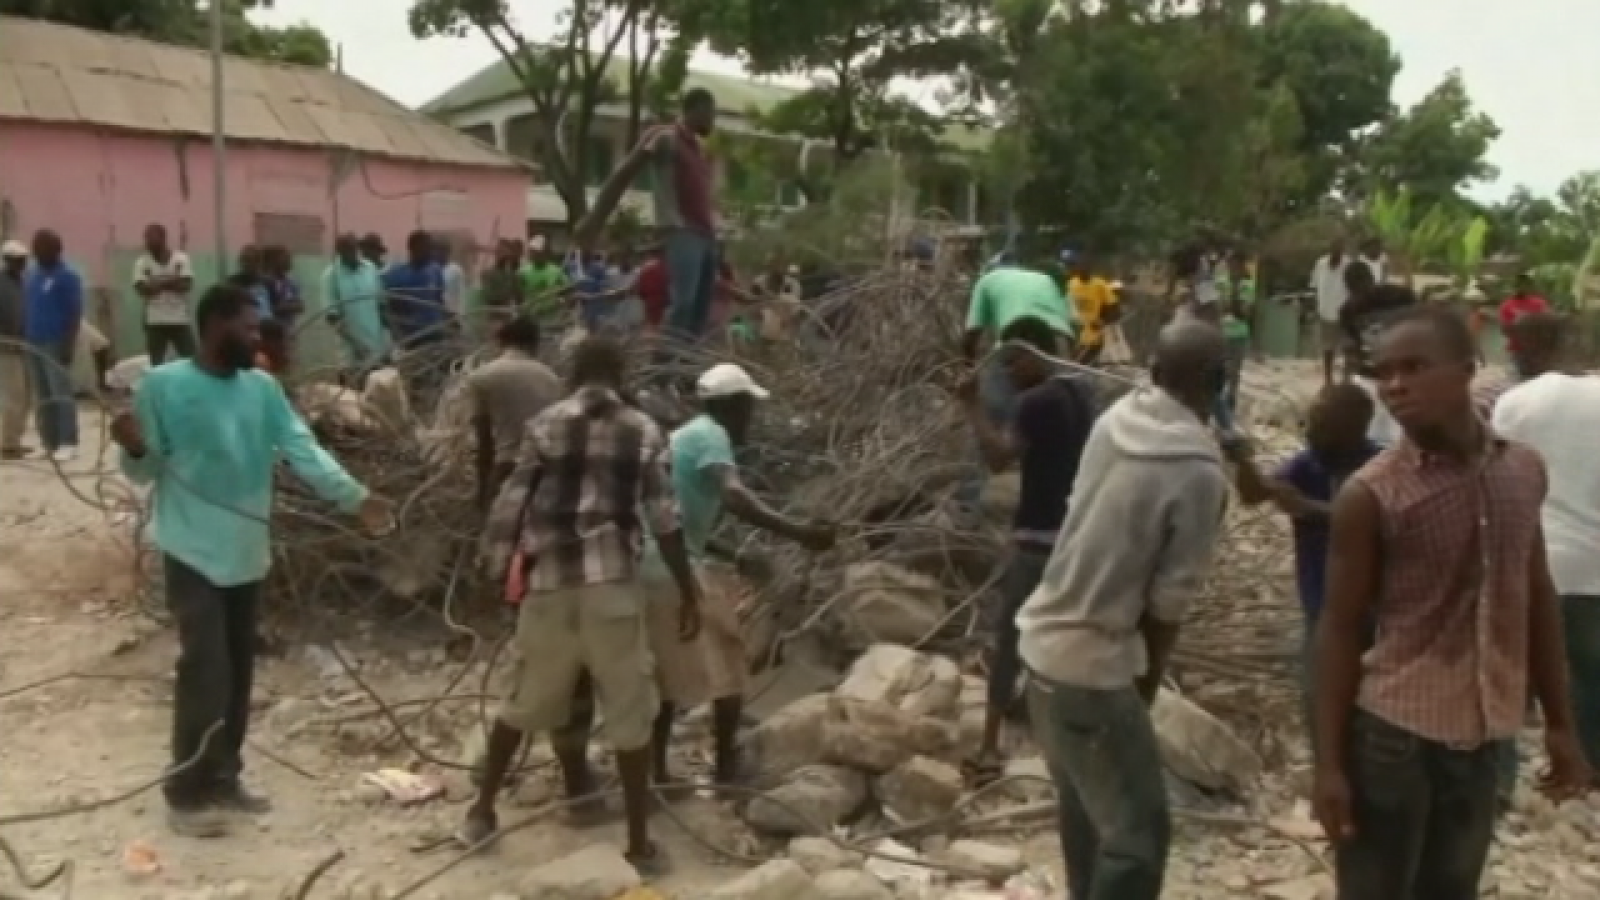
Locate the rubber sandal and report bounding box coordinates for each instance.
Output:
[626,843,673,881]
[454,811,497,848]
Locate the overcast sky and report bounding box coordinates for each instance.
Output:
[258,0,1596,200]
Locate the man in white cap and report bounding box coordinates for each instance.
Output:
[0,239,30,457]
[644,362,836,787]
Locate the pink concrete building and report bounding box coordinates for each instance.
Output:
[0,16,528,363]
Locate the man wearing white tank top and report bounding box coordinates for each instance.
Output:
[1493,311,1600,771]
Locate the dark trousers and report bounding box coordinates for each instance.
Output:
[145,324,195,364]
[1335,710,1498,900]
[1027,675,1170,900]
[987,546,1051,712]
[163,555,261,809]
[1563,595,1600,768]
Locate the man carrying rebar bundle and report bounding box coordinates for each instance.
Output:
[957,316,1097,784]
[467,336,701,877]
[644,362,836,789]
[110,283,394,838]
[1016,319,1231,900]
[1312,305,1591,898]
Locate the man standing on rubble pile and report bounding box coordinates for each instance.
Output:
[467,336,701,878]
[1313,305,1592,899]
[1230,383,1376,743]
[465,314,562,511]
[644,362,836,789]
[1016,319,1231,900]
[111,283,393,838]
[957,316,1097,784]
[1493,312,1600,773]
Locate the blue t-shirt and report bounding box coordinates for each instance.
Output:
[1278,441,1380,620]
[381,262,446,344]
[23,262,83,344]
[669,414,736,558]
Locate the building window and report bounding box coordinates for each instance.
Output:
[458,122,495,147]
[252,213,324,257]
[584,136,615,188]
[505,113,544,171]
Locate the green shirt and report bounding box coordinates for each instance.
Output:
[966,267,1075,340]
[1217,275,1255,341]
[120,361,367,587]
[669,415,736,558]
[519,263,568,319]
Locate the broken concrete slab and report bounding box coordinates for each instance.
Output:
[788,837,864,876]
[840,562,947,645]
[835,644,961,720]
[813,869,893,900]
[518,844,641,900]
[941,840,1025,883]
[877,756,963,824]
[709,859,817,900]
[744,765,869,835]
[1150,687,1263,795]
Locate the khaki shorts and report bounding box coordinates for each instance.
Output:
[1318,319,1347,352]
[642,556,751,707]
[501,580,658,751]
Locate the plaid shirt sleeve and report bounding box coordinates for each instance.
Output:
[480,418,544,577]
[638,419,680,536]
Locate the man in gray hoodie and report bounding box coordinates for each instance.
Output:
[1016,320,1231,900]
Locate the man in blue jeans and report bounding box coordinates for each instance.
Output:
[956,316,1096,784]
[644,88,719,348]
[23,229,82,462]
[1016,321,1231,900]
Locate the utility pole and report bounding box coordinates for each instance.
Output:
[210,0,228,274]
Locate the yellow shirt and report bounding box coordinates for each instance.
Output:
[1068,276,1115,345]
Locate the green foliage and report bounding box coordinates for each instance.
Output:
[409,0,697,226]
[1356,71,1501,208]
[0,0,333,66]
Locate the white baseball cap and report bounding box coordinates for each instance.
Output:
[697,363,769,399]
[1,239,26,258]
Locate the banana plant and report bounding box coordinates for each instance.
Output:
[1444,214,1489,292]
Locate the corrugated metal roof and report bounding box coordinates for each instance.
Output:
[0,17,523,171]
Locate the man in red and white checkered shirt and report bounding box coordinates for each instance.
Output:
[1312,304,1592,899]
[466,336,702,877]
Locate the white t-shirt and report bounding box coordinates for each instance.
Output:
[1360,254,1387,285]
[1310,254,1349,322]
[133,252,192,325]
[441,262,466,315]
[1492,372,1600,596]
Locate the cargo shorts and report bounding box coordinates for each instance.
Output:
[500,580,659,752]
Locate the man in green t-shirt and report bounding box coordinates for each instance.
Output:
[1214,251,1255,419]
[962,263,1076,425]
[519,240,569,322]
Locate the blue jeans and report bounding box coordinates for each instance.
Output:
[663,230,717,342]
[1337,710,1498,900]
[987,547,1052,713]
[1027,676,1170,900]
[27,339,78,450]
[958,356,1018,510]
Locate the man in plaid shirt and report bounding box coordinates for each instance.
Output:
[1313,305,1591,899]
[463,337,701,878]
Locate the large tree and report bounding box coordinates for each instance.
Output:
[409,0,695,228]
[0,0,334,66]
[1355,71,1501,210]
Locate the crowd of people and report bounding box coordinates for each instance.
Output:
[2,78,1597,898]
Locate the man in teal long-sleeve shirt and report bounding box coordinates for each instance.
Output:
[322,233,390,376]
[111,283,392,838]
